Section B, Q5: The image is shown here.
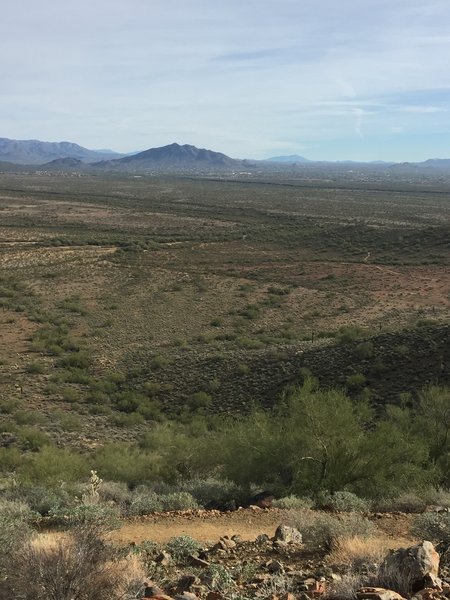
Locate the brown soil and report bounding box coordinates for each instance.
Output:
[108,509,416,546]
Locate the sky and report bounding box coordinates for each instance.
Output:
[2,0,450,161]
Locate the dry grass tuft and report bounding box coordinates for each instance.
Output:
[327,535,392,571]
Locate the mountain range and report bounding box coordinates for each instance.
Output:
[0,137,125,165]
[1,136,450,172]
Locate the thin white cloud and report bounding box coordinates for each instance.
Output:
[1,0,450,159]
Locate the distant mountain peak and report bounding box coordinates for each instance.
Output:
[266,154,310,163]
[101,142,239,170]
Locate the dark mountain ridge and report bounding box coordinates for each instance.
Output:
[94,142,243,171]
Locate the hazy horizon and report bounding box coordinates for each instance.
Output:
[2,0,450,162]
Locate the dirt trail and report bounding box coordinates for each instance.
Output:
[110,509,285,545]
[108,509,416,546]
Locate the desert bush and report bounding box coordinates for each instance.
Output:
[166,535,202,563]
[336,325,365,344]
[26,361,46,374]
[93,444,161,487]
[291,512,375,551]
[374,491,427,513]
[189,391,212,410]
[203,564,235,593]
[13,409,47,425]
[160,491,199,511]
[127,491,163,515]
[15,484,71,515]
[346,373,366,390]
[182,477,241,506]
[327,536,391,574]
[18,446,90,486]
[48,503,120,528]
[355,341,374,359]
[423,488,450,508]
[0,500,34,576]
[18,426,52,451]
[110,411,145,428]
[273,495,314,510]
[7,522,144,600]
[412,512,450,547]
[259,574,294,598]
[98,480,131,506]
[319,491,371,513]
[326,572,367,600]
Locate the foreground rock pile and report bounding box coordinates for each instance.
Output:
[133,524,450,600]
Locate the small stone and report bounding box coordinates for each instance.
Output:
[142,582,164,598]
[266,559,285,574]
[174,593,199,600]
[176,575,201,593]
[217,536,236,550]
[188,555,210,568]
[205,592,227,600]
[155,551,172,566]
[256,534,270,544]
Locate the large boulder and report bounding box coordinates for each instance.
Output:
[273,524,303,545]
[378,541,440,594]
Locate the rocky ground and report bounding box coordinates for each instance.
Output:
[89,508,450,600]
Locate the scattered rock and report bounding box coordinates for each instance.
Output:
[142,582,164,598]
[0,432,16,448]
[155,551,172,566]
[174,593,199,600]
[215,536,236,551]
[255,534,270,544]
[265,559,285,574]
[188,555,210,568]
[176,575,201,593]
[273,524,303,545]
[205,593,228,600]
[357,587,407,600]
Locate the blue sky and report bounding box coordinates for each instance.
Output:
[1,0,450,161]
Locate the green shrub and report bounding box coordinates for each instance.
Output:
[189,392,212,410]
[166,535,202,562]
[203,564,235,593]
[25,361,46,374]
[16,485,70,516]
[17,427,52,451]
[291,512,374,550]
[355,341,374,359]
[336,325,365,344]
[127,491,163,515]
[412,512,450,545]
[319,491,371,512]
[374,491,427,513]
[48,503,120,528]
[150,355,169,370]
[160,492,199,511]
[110,411,145,428]
[18,447,90,486]
[13,410,47,426]
[93,444,161,487]
[273,495,314,510]
[182,477,241,506]
[59,351,91,370]
[0,504,34,576]
[346,373,367,390]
